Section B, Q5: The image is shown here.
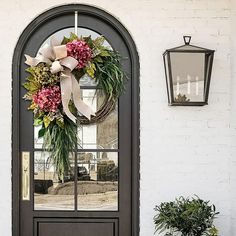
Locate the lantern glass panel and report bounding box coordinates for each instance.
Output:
[164,54,171,102]
[170,52,205,103]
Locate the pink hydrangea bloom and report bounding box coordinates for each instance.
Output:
[33,86,61,112]
[66,40,92,69]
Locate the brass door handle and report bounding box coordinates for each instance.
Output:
[22,152,30,201]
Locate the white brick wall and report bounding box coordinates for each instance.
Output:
[0,0,234,235]
[230,0,236,235]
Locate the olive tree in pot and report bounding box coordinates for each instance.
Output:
[154,196,219,236]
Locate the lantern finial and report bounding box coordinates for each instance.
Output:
[183,36,191,45]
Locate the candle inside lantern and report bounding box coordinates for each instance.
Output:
[187,75,191,94]
[195,76,199,95]
[176,76,180,95]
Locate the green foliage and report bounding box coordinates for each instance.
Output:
[61,32,78,44]
[94,50,126,99]
[23,70,41,98]
[23,63,62,123]
[43,117,77,180]
[61,32,127,99]
[23,32,127,181]
[205,226,218,236]
[154,196,219,236]
[86,61,96,78]
[25,63,59,88]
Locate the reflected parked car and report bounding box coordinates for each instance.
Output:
[67,166,91,181]
[78,166,90,181]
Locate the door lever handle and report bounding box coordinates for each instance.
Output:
[22,152,30,201]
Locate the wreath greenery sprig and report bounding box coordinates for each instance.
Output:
[23,33,126,179]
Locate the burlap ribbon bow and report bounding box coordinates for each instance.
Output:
[25,37,95,123]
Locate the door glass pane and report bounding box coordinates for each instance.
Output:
[32,27,119,212]
[77,152,118,211]
[34,125,43,149]
[78,89,118,149]
[40,27,111,48]
[34,151,75,210]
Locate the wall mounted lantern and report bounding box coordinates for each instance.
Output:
[163,36,214,106]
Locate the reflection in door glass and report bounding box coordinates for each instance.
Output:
[34,125,44,149]
[77,152,118,211]
[34,152,75,210]
[78,89,118,149]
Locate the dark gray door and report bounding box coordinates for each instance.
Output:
[12,4,139,236]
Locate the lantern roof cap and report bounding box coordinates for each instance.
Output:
[164,36,215,53]
[168,44,214,52]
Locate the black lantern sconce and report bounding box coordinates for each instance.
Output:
[163,36,214,106]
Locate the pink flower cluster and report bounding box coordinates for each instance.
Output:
[33,86,61,113]
[66,40,92,69]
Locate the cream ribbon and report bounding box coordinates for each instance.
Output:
[25,37,95,123]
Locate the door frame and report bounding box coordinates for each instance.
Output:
[12,4,139,236]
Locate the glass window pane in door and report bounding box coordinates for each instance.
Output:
[77,89,118,149]
[34,125,43,149]
[77,152,118,211]
[34,151,75,210]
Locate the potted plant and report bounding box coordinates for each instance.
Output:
[154,196,219,236]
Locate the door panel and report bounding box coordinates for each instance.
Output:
[39,223,114,236]
[35,218,118,236]
[13,4,139,236]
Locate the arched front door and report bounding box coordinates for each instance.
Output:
[12,4,139,236]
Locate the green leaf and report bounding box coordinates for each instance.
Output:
[43,116,51,128]
[38,128,46,138]
[34,118,43,126]
[93,36,105,47]
[70,32,78,40]
[94,56,103,63]
[61,32,78,44]
[61,36,70,44]
[23,75,41,93]
[56,118,64,129]
[82,36,94,48]
[99,50,111,57]
[28,102,37,110]
[86,62,96,78]
[25,67,34,74]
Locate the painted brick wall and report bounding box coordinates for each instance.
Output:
[230,0,236,235]
[0,0,234,235]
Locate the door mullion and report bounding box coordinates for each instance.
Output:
[74,121,78,211]
[74,150,78,211]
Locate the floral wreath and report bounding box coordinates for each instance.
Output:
[23,33,126,179]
